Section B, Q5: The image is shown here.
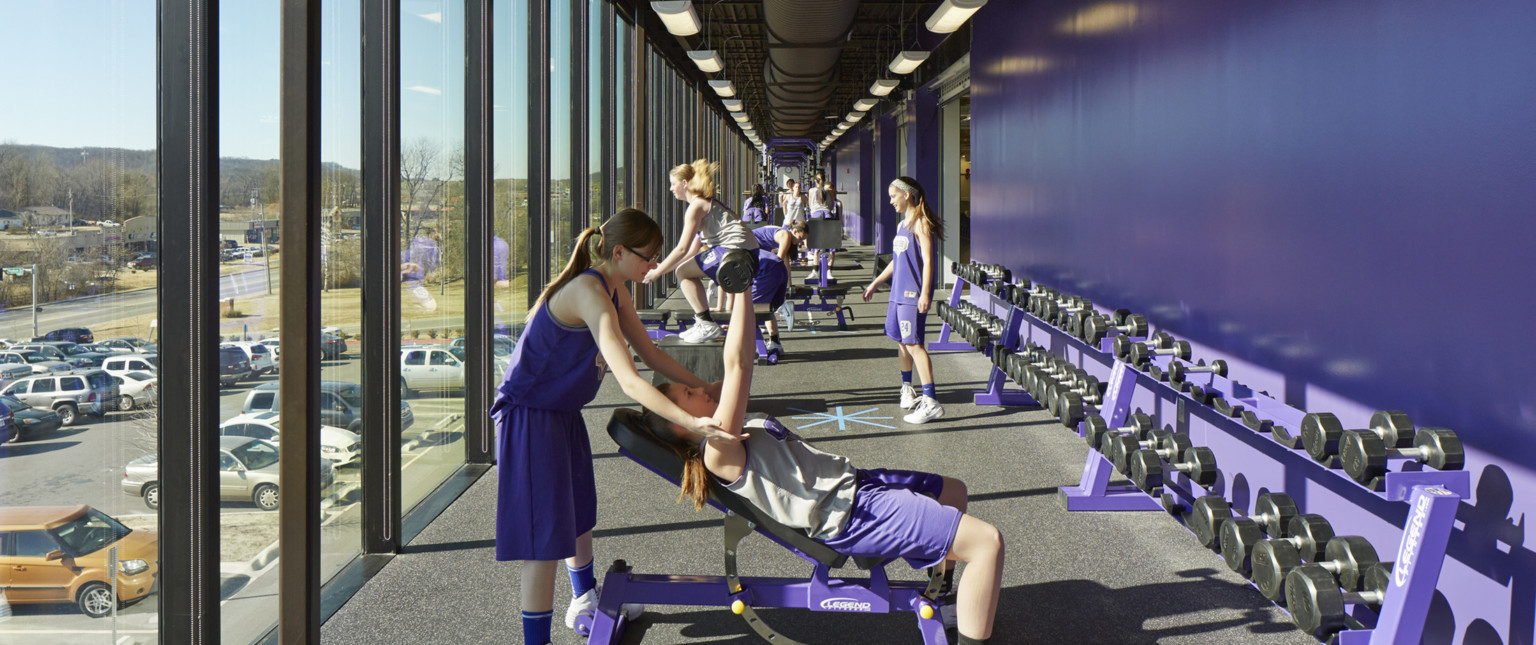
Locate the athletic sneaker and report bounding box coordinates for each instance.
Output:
[904,396,945,424]
[899,384,918,410]
[679,319,722,343]
[565,588,646,632]
[765,339,783,355]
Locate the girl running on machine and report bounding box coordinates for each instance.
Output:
[645,159,761,344]
[638,287,1005,645]
[863,176,946,424]
[493,209,739,645]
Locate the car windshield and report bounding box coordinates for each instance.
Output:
[125,371,154,381]
[449,347,467,362]
[230,439,280,470]
[59,344,86,356]
[22,353,48,363]
[335,385,363,408]
[50,508,132,557]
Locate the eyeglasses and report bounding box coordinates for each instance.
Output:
[623,246,662,263]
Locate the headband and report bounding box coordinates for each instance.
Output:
[891,178,919,196]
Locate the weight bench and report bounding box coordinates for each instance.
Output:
[584,409,950,644]
[635,309,676,340]
[790,284,854,331]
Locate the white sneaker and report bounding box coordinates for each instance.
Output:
[899,384,917,410]
[765,340,782,355]
[566,587,646,631]
[904,396,945,424]
[679,319,722,343]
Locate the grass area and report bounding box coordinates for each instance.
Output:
[119,512,279,565]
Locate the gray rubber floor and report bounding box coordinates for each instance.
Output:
[321,246,1319,644]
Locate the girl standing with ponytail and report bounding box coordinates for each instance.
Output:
[493,209,737,644]
[645,159,761,344]
[863,177,947,424]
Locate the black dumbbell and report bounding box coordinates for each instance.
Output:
[1300,411,1415,466]
[1054,375,1105,429]
[1217,493,1305,572]
[1130,443,1218,492]
[1286,561,1394,638]
[1082,310,1149,346]
[1107,427,1185,475]
[1192,493,1296,553]
[1252,534,1377,604]
[1242,513,1335,582]
[1127,336,1193,366]
[1168,359,1228,384]
[1340,426,1464,485]
[1082,410,1154,448]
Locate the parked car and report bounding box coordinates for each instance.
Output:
[0,363,33,389]
[12,342,79,363]
[257,338,281,367]
[400,346,467,395]
[0,369,120,425]
[242,381,414,433]
[218,346,252,386]
[221,341,275,376]
[65,351,114,369]
[122,436,335,512]
[219,411,362,466]
[97,337,153,354]
[0,505,158,617]
[102,354,159,378]
[126,255,158,270]
[0,350,73,375]
[34,328,94,344]
[320,333,347,360]
[112,371,157,411]
[449,334,516,357]
[0,394,64,441]
[0,399,15,444]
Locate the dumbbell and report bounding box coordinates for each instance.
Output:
[1054,374,1105,429]
[1129,442,1218,492]
[1287,561,1394,638]
[1127,335,1193,366]
[1105,426,1183,475]
[1340,426,1464,485]
[1190,493,1296,553]
[1215,494,1305,571]
[1081,310,1150,346]
[714,248,760,293]
[1082,411,1154,448]
[1168,359,1228,383]
[1300,410,1415,466]
[1114,330,1170,361]
[1239,513,1335,580]
[1252,534,1377,604]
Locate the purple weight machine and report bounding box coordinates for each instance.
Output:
[583,409,951,644]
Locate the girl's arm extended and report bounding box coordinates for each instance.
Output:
[647,200,705,281]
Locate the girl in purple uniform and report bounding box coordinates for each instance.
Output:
[644,159,761,344]
[493,209,737,645]
[863,176,946,424]
[639,288,1005,645]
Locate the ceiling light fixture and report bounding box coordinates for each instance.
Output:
[687,50,722,73]
[870,79,900,96]
[722,99,743,111]
[853,98,879,111]
[651,2,701,36]
[925,0,988,34]
[709,80,736,97]
[846,112,866,122]
[733,112,749,123]
[888,51,931,75]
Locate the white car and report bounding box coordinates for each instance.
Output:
[258,338,280,367]
[219,411,361,466]
[0,350,72,375]
[98,337,154,354]
[112,371,158,411]
[399,346,467,396]
[221,342,276,376]
[102,355,159,379]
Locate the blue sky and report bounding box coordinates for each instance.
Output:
[0,0,535,178]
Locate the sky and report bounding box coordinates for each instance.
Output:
[0,0,538,178]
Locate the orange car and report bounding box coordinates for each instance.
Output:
[0,505,158,617]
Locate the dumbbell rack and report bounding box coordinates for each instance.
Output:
[1058,346,1469,643]
[931,274,989,352]
[973,306,1035,406]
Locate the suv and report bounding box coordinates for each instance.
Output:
[126,254,157,270]
[242,381,415,434]
[102,354,159,378]
[221,341,275,376]
[219,346,252,386]
[1,370,120,425]
[400,346,467,395]
[0,350,72,375]
[12,342,81,363]
[97,337,153,354]
[0,505,159,617]
[122,436,335,512]
[35,328,94,344]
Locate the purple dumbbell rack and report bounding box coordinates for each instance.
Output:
[930,276,980,352]
[1058,358,1468,643]
[973,305,1036,407]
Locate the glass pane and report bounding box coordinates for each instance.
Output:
[399,0,466,511]
[549,0,573,277]
[493,0,529,371]
[0,3,161,641]
[613,17,628,209]
[588,0,602,228]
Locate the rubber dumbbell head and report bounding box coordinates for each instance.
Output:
[1340,427,1464,485]
[1301,410,1416,465]
[1254,532,1376,604]
[714,248,760,294]
[1168,359,1228,383]
[1083,312,1150,346]
[1217,493,1301,573]
[1286,561,1393,639]
[1105,427,1176,473]
[1247,514,1336,591]
[1130,444,1218,492]
[1127,339,1193,366]
[1082,410,1154,448]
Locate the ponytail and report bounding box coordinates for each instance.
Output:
[529,208,663,322]
[671,158,719,199]
[639,397,712,510]
[530,227,603,321]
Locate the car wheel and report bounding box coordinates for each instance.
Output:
[143,482,160,510]
[347,420,362,434]
[253,483,279,511]
[400,377,413,398]
[77,581,115,618]
[118,394,136,412]
[56,404,78,426]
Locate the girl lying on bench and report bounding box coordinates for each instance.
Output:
[640,288,1005,644]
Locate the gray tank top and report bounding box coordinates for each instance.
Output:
[698,199,758,251]
[720,413,856,539]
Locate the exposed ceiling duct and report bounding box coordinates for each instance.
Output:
[760,0,860,137]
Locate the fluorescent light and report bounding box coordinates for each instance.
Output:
[870,79,900,96]
[709,80,736,97]
[722,99,743,111]
[888,51,930,75]
[853,98,878,111]
[651,2,701,36]
[687,50,722,73]
[925,0,987,34]
[846,112,865,122]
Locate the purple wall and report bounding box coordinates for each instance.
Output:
[834,129,873,245]
[971,1,1536,642]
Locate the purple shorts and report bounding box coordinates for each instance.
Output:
[494,406,597,561]
[751,250,789,310]
[821,468,961,570]
[884,302,927,345]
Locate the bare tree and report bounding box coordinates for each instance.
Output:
[401,137,447,240]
